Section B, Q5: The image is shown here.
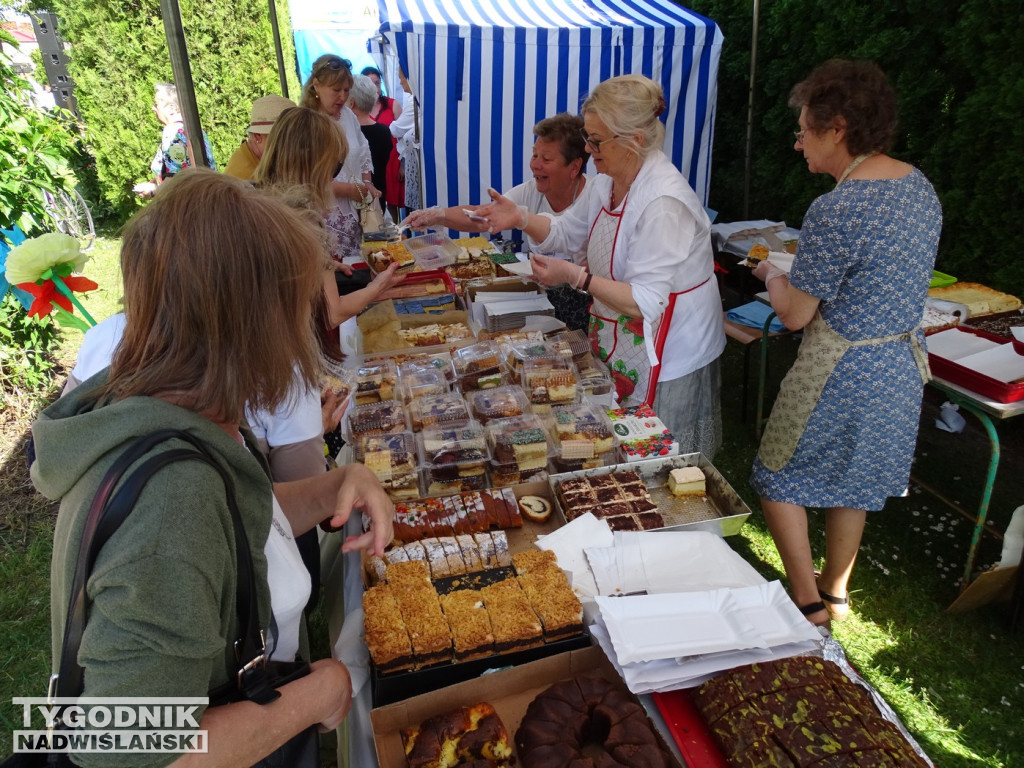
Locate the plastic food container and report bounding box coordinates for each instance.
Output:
[395,347,458,383]
[403,231,461,271]
[574,352,614,397]
[465,384,532,424]
[502,338,555,372]
[484,413,553,487]
[521,355,581,405]
[407,392,471,432]
[548,328,592,360]
[398,368,449,405]
[350,360,399,405]
[549,403,617,456]
[452,340,507,391]
[418,422,491,496]
[343,399,410,442]
[353,431,420,501]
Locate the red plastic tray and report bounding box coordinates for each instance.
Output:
[928,326,1024,403]
[652,689,729,768]
[373,269,458,302]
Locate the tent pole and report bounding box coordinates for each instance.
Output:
[267,0,289,97]
[159,0,210,168]
[743,0,760,219]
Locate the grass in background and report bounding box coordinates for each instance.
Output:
[1,250,1022,765]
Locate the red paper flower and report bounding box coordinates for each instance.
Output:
[18,275,98,319]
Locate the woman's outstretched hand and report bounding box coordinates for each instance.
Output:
[476,188,525,234]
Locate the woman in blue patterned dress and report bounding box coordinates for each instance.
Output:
[750,60,942,627]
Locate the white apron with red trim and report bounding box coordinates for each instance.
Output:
[586,201,707,406]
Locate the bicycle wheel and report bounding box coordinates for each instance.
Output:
[46,188,95,251]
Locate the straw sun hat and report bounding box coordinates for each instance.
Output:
[247,94,296,134]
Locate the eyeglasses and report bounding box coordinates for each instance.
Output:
[793,129,807,144]
[315,56,352,75]
[580,129,619,153]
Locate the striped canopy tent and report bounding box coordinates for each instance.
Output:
[375,0,723,218]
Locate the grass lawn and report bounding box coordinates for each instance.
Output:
[1,240,1022,765]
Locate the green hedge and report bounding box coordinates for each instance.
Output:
[689,0,1024,297]
[32,0,300,222]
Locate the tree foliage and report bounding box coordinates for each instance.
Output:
[689,0,1024,296]
[0,28,80,236]
[30,0,300,221]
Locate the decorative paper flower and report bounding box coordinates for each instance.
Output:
[2,231,97,329]
[5,232,88,284]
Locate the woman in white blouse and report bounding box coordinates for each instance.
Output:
[480,75,725,458]
[301,54,381,262]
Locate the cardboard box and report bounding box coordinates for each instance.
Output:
[370,645,684,768]
[606,404,680,461]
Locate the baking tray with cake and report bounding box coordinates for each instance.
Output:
[373,268,459,302]
[549,453,752,537]
[364,548,591,707]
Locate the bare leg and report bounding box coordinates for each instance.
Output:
[817,506,867,617]
[761,498,828,626]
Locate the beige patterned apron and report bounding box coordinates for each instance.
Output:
[757,311,930,472]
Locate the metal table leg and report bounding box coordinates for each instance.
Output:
[942,391,1002,589]
[755,311,777,439]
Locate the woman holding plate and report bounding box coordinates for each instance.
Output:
[750,60,942,627]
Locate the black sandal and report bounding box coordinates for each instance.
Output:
[817,587,850,621]
[798,600,827,617]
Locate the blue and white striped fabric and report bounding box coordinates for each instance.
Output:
[375,0,722,212]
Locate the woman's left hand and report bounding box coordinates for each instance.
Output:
[367,182,382,200]
[371,261,406,293]
[530,253,580,288]
[752,259,785,284]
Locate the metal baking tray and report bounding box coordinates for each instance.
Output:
[547,453,751,537]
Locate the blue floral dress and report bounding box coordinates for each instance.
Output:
[750,168,942,511]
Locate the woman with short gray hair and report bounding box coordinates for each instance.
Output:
[349,74,393,207]
[134,82,216,198]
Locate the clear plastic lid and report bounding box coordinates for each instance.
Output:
[407,392,471,432]
[550,452,616,473]
[398,367,449,404]
[352,431,418,468]
[465,384,532,424]
[343,399,410,441]
[502,338,555,371]
[418,421,489,466]
[403,231,460,270]
[454,370,514,395]
[395,347,457,382]
[320,360,355,398]
[483,413,555,468]
[451,340,504,378]
[548,328,592,360]
[348,359,399,404]
[521,355,581,405]
[549,402,618,460]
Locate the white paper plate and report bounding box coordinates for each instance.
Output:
[596,590,764,664]
[723,581,822,648]
[499,260,535,278]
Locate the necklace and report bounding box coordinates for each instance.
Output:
[836,153,876,186]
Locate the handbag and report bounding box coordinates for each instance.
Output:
[354,178,384,233]
[2,429,318,768]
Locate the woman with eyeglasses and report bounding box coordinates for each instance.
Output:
[746,60,942,628]
[361,66,405,221]
[301,55,381,263]
[480,75,725,459]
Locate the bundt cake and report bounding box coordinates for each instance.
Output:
[515,675,672,768]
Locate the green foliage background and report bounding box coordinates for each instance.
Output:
[29,0,301,222]
[688,0,1024,297]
